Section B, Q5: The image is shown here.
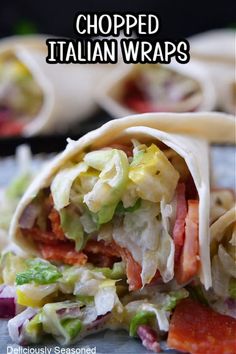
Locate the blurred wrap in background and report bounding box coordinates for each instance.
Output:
[0,0,235,151]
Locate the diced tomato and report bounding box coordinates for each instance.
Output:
[167,298,236,354]
[48,208,66,241]
[108,144,133,157]
[172,183,187,262]
[0,120,24,136]
[176,200,199,284]
[39,243,88,265]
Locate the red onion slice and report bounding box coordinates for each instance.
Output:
[8,307,38,344]
[137,324,161,353]
[0,285,17,318]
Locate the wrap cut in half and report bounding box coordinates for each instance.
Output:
[0,35,116,136]
[189,29,235,115]
[10,113,213,290]
[96,61,217,118]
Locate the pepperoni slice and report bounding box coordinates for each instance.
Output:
[167,298,236,354]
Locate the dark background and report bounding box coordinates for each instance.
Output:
[1,0,235,39]
[0,0,235,155]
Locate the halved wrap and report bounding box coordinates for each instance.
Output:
[0,35,116,136]
[10,113,212,291]
[97,61,217,117]
[189,29,235,115]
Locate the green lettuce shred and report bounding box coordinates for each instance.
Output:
[25,312,43,342]
[129,310,155,337]
[16,259,62,285]
[60,208,84,251]
[164,289,189,311]
[115,199,141,215]
[94,262,126,280]
[60,318,82,340]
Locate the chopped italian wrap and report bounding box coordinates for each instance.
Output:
[190,29,235,115]
[0,51,43,136]
[97,62,217,118]
[10,114,212,291]
[0,35,118,136]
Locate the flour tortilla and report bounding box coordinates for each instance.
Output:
[10,113,213,288]
[0,35,118,135]
[96,61,217,118]
[189,29,235,114]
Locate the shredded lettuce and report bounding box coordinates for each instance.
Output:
[1,252,26,285]
[95,284,119,316]
[113,200,174,286]
[94,262,126,280]
[58,262,125,297]
[25,312,43,343]
[16,259,62,285]
[129,310,155,336]
[60,208,84,251]
[79,208,98,234]
[83,149,115,170]
[148,306,170,331]
[121,181,139,208]
[73,269,106,297]
[51,162,88,211]
[84,149,129,224]
[164,289,189,311]
[61,318,82,340]
[76,295,94,304]
[42,301,97,345]
[154,200,175,283]
[115,199,141,215]
[125,300,170,332]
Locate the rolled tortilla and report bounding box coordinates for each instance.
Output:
[189,29,235,115]
[96,61,217,118]
[10,113,211,289]
[0,35,117,136]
